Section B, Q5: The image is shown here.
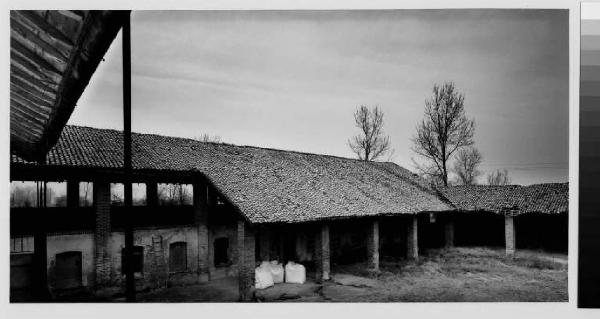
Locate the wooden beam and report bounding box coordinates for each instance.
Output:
[11,39,64,75]
[11,53,62,85]
[10,122,41,145]
[11,73,57,101]
[10,15,70,61]
[10,89,54,115]
[10,102,47,127]
[11,33,67,74]
[10,121,41,138]
[10,127,38,143]
[9,122,39,139]
[13,10,75,46]
[57,10,85,22]
[42,11,86,40]
[9,108,45,134]
[10,165,199,184]
[11,65,59,93]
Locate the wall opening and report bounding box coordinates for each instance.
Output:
[54,251,83,290]
[169,242,187,272]
[79,182,93,207]
[214,237,229,267]
[121,246,144,274]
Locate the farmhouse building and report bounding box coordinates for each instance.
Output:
[10,125,568,301]
[442,184,568,255]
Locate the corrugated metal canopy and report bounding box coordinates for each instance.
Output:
[10,10,129,162]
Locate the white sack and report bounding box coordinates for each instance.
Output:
[284,261,306,284]
[255,265,274,289]
[269,260,284,283]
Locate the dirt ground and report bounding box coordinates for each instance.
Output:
[12,247,567,302]
[136,247,567,302]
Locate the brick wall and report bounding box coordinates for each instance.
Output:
[315,223,330,282]
[366,220,379,271]
[505,215,516,257]
[407,216,419,260]
[237,220,255,301]
[194,181,209,281]
[445,219,455,248]
[94,182,112,287]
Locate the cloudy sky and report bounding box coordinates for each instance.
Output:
[68,9,569,185]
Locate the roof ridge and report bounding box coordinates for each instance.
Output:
[447,182,568,188]
[64,124,401,165]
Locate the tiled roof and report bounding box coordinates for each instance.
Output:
[442,183,568,215]
[11,125,454,224]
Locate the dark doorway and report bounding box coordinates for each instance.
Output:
[330,220,367,265]
[55,251,83,289]
[282,231,296,263]
[515,212,568,252]
[121,246,144,273]
[454,212,505,247]
[418,213,446,251]
[214,237,229,267]
[379,217,408,258]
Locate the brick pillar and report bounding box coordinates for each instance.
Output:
[367,220,379,272]
[237,220,256,301]
[259,226,271,262]
[407,216,418,260]
[505,215,516,257]
[207,186,217,274]
[445,219,455,248]
[315,223,331,282]
[94,182,112,287]
[194,180,209,281]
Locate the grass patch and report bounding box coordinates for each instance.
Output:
[329,247,567,302]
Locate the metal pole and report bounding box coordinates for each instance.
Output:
[122,12,135,302]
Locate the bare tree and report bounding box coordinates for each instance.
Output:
[195,134,222,143]
[410,160,447,188]
[10,182,37,207]
[158,183,193,205]
[453,147,483,185]
[348,105,391,161]
[80,182,93,206]
[411,81,475,186]
[487,169,511,185]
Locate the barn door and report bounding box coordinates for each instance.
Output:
[55,251,83,289]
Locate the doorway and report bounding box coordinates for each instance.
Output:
[55,251,83,289]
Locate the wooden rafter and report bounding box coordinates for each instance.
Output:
[11,86,54,113]
[14,11,75,46]
[10,10,130,162]
[11,50,62,84]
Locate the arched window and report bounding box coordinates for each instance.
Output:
[169,242,187,272]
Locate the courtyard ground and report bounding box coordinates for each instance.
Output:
[136,247,568,302]
[12,247,567,302]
